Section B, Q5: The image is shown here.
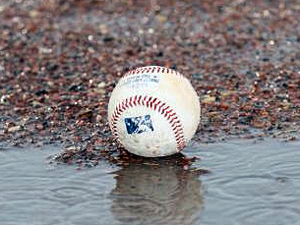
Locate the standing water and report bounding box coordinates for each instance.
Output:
[1,139,300,225]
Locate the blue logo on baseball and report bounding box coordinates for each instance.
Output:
[125,115,154,134]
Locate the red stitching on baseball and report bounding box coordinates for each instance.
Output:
[154,100,161,110]
[133,95,138,106]
[123,66,184,78]
[110,95,186,151]
[161,106,170,114]
[158,102,166,113]
[165,109,173,115]
[146,96,152,106]
[169,116,178,124]
[167,111,175,120]
[129,97,133,107]
[150,98,157,108]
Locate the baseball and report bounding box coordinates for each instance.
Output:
[108,66,200,157]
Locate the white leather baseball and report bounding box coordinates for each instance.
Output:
[108,66,200,157]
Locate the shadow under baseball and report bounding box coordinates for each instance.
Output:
[110,156,206,225]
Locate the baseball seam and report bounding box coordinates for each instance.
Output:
[123,66,182,77]
[110,95,186,151]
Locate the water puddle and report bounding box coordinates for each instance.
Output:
[190,140,300,225]
[1,139,300,225]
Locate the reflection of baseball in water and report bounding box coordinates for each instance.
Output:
[108,66,200,157]
[111,163,204,224]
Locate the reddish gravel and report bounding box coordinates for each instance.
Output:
[0,0,299,166]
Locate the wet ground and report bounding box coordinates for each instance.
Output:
[1,139,300,225]
[1,1,300,224]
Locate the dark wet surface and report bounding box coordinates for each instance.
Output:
[1,139,300,225]
[1,1,300,224]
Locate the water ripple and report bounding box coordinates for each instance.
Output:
[217,174,287,199]
[194,139,300,225]
[1,139,300,225]
[227,202,300,225]
[0,147,115,225]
